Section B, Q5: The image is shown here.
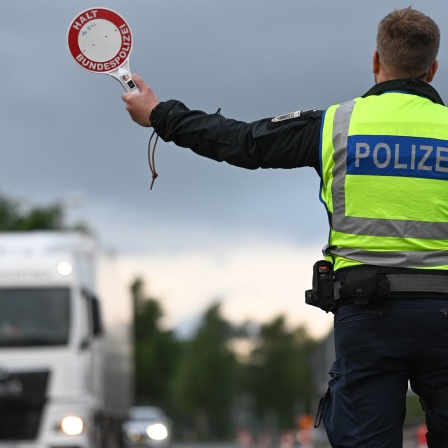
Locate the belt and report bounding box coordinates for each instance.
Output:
[334,274,448,301]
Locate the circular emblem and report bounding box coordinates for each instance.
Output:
[67,8,133,73]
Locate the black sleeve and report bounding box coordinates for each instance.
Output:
[150,99,322,173]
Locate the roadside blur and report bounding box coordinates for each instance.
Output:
[171,421,425,448]
[167,421,427,447]
[123,406,172,448]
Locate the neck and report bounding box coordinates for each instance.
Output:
[375,71,428,85]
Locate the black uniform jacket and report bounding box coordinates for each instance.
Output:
[150,80,444,177]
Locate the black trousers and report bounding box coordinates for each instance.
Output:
[322,298,448,448]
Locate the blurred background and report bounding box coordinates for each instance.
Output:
[1,1,443,446]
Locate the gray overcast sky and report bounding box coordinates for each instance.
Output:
[2,0,448,255]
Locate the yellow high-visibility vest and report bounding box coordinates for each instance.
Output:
[320,91,448,271]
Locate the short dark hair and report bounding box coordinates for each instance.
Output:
[377,7,440,78]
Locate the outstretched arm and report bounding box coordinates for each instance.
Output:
[122,74,321,171]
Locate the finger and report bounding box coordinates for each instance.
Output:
[132,74,151,93]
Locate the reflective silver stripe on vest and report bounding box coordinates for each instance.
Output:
[331,100,448,240]
[328,246,448,268]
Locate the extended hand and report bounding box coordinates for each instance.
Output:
[122,74,160,127]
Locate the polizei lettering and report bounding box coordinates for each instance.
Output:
[75,53,125,71]
[347,135,448,181]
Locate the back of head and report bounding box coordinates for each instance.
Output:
[377,7,440,79]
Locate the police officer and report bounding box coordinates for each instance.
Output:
[122,7,448,448]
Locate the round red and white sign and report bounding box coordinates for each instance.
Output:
[68,8,133,73]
